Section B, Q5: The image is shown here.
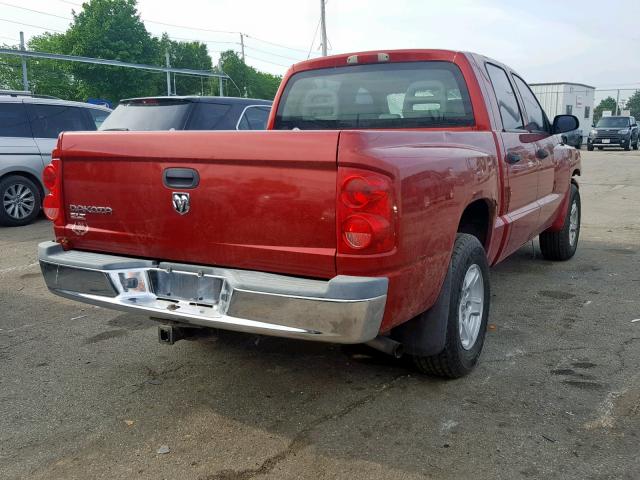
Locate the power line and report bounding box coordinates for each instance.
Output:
[23,0,314,59]
[0,17,65,33]
[243,44,303,62]
[2,2,302,71]
[0,2,71,20]
[307,19,320,60]
[243,34,314,55]
[53,0,312,55]
[243,54,289,68]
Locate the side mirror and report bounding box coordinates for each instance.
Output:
[553,114,579,134]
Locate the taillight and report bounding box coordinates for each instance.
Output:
[337,168,396,254]
[42,158,63,224]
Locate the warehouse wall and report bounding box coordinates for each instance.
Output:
[531,83,595,141]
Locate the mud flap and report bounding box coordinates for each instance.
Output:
[391,264,452,356]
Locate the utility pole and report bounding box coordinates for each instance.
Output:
[239,33,245,62]
[320,0,327,56]
[615,89,620,115]
[165,51,171,95]
[19,31,28,92]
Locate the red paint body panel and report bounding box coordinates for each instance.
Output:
[56,131,339,278]
[336,131,500,331]
[50,49,581,338]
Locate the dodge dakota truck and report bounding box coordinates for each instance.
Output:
[38,50,581,378]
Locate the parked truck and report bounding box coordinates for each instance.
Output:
[38,50,581,378]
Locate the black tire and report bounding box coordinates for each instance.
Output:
[539,184,580,261]
[587,145,594,151]
[412,234,490,378]
[624,142,631,151]
[633,140,639,150]
[597,147,603,150]
[0,175,42,227]
[575,140,581,150]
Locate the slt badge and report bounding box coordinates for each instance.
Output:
[172,192,190,215]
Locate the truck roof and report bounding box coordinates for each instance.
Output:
[290,49,472,73]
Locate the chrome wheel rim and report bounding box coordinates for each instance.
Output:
[459,264,484,350]
[3,183,36,220]
[569,201,579,247]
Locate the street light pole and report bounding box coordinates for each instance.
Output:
[320,0,327,56]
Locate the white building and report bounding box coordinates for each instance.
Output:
[530,82,596,140]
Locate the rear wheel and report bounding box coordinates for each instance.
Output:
[0,175,41,227]
[539,184,580,261]
[412,234,490,378]
[587,144,594,151]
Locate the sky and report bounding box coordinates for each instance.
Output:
[1,0,639,103]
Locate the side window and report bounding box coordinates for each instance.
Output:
[0,103,31,137]
[512,75,548,132]
[237,106,270,130]
[186,102,231,130]
[88,109,110,129]
[485,64,524,131]
[27,104,93,138]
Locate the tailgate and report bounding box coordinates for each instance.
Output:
[57,131,338,278]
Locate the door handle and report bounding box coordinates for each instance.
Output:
[506,152,521,164]
[536,148,549,159]
[163,168,200,189]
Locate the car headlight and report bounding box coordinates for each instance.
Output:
[590,129,597,137]
[618,128,630,134]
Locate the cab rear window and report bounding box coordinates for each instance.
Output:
[274,61,474,130]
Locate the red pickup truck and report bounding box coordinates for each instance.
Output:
[38,50,581,378]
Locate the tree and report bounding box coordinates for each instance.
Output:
[154,34,213,95]
[28,33,82,100]
[593,97,617,124]
[0,1,280,102]
[63,0,159,102]
[624,90,640,119]
[219,50,282,100]
[0,40,22,91]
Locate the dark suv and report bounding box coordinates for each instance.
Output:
[99,96,272,131]
[587,116,639,151]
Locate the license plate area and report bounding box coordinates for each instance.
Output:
[602,138,610,144]
[148,269,224,306]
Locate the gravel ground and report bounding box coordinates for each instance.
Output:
[1,149,638,480]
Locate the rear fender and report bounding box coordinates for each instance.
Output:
[336,131,500,332]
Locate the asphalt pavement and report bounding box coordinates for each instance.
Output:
[1,149,639,480]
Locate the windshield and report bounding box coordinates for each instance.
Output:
[274,61,474,130]
[596,117,630,128]
[99,100,191,131]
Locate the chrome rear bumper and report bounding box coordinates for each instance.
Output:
[38,242,387,343]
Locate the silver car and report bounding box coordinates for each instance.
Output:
[0,91,111,226]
